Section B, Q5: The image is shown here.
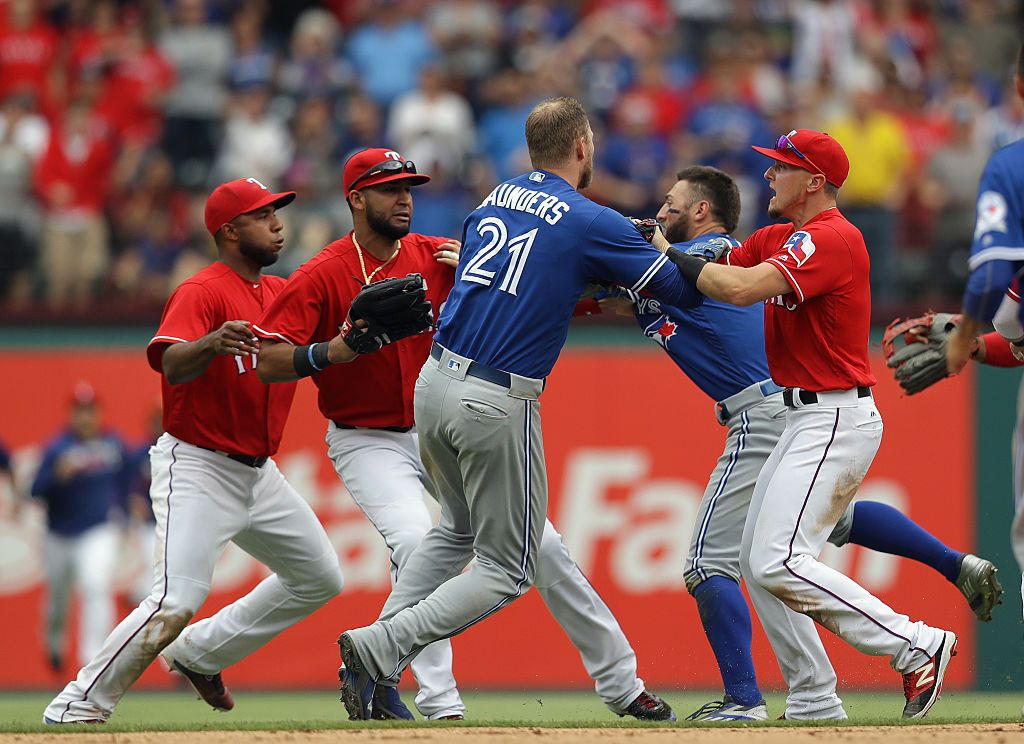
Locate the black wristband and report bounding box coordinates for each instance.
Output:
[665,246,708,285]
[293,342,332,378]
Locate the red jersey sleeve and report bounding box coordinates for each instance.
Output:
[762,224,851,305]
[147,281,216,372]
[253,269,327,345]
[725,225,781,268]
[980,332,1024,367]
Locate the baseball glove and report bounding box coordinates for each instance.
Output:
[882,311,960,395]
[343,274,434,355]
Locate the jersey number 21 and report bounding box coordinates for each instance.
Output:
[461,217,536,296]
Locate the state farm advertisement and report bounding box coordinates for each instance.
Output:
[0,346,974,691]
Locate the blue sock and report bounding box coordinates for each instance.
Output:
[849,501,963,582]
[692,576,762,706]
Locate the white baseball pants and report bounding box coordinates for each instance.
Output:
[43,522,119,667]
[326,423,645,716]
[741,391,945,703]
[44,435,343,723]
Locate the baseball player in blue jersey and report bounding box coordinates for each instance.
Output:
[602,165,1001,721]
[946,45,1024,620]
[31,383,125,672]
[336,96,701,719]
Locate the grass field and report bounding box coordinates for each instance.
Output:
[2,689,1022,731]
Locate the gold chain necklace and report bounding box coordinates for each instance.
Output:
[352,233,401,285]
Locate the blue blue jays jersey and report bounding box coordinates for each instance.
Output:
[31,430,126,536]
[436,170,702,378]
[962,139,1024,322]
[632,233,770,401]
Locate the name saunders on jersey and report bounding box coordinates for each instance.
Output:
[478,183,571,225]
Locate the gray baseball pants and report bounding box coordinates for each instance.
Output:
[345,347,546,684]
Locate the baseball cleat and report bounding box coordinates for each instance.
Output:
[162,654,235,711]
[370,684,415,720]
[338,632,375,720]
[43,717,105,725]
[902,630,957,718]
[955,554,1003,621]
[686,695,768,722]
[621,689,676,721]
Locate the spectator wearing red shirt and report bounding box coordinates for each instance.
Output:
[34,100,117,308]
[94,23,175,145]
[0,0,60,103]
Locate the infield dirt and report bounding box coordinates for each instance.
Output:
[4,724,1024,744]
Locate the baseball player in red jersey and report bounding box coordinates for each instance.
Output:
[664,130,956,719]
[256,148,674,721]
[43,179,344,724]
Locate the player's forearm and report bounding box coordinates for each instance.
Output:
[257,341,302,383]
[694,262,780,306]
[159,339,218,385]
[665,249,778,306]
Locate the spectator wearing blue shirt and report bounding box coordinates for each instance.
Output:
[345,0,437,109]
[31,383,125,671]
[477,69,539,182]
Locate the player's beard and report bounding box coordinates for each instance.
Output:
[240,241,280,267]
[767,196,784,219]
[366,204,411,241]
[663,211,691,244]
[577,152,594,190]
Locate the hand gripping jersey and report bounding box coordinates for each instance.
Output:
[725,208,875,391]
[436,169,702,379]
[147,263,297,457]
[254,233,455,429]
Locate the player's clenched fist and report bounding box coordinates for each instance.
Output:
[207,320,260,357]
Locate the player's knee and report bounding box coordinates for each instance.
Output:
[312,561,345,602]
[684,566,741,595]
[743,557,789,595]
[388,527,430,570]
[533,527,573,588]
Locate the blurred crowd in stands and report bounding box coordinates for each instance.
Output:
[0,0,1021,323]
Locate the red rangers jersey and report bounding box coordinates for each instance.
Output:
[254,233,455,428]
[726,208,876,391]
[147,262,297,456]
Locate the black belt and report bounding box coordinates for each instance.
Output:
[783,386,871,407]
[430,342,512,388]
[198,447,268,468]
[334,422,413,433]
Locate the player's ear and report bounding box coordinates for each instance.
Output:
[807,173,827,194]
[219,221,238,241]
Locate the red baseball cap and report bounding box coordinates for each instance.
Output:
[204,178,296,236]
[751,129,850,188]
[342,147,430,195]
[70,380,98,407]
